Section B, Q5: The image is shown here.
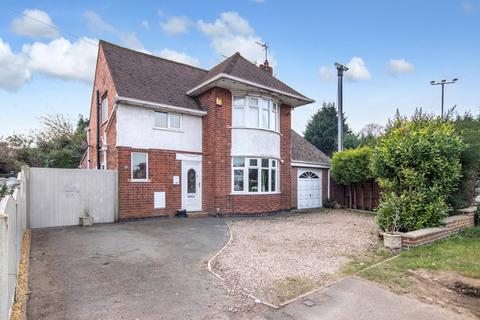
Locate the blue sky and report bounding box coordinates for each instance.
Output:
[1,0,479,137]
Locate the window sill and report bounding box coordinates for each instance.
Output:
[230,191,281,196]
[230,126,281,136]
[153,127,184,133]
[129,179,151,183]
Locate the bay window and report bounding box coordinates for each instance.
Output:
[232,95,280,132]
[232,157,278,193]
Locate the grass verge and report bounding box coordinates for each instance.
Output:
[355,227,480,292]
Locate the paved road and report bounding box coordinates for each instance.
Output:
[27,218,236,320]
[266,277,463,320]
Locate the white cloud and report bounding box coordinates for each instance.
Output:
[83,11,144,50]
[160,16,190,35]
[11,9,59,39]
[23,37,98,83]
[0,39,31,91]
[319,66,336,81]
[251,0,266,3]
[158,48,200,66]
[461,2,473,13]
[141,20,150,29]
[346,56,371,81]
[197,11,274,67]
[388,58,414,75]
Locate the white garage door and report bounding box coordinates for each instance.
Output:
[297,169,322,209]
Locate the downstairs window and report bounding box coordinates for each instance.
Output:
[232,157,278,193]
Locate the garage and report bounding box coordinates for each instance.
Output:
[291,130,331,210]
[297,169,323,209]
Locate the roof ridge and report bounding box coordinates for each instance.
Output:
[99,40,208,72]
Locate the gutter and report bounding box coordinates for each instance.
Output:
[186,73,315,106]
[114,96,207,116]
[291,160,331,169]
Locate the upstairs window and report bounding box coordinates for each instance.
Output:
[154,111,182,129]
[232,95,279,132]
[101,97,108,123]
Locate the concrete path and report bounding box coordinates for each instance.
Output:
[265,277,462,320]
[27,218,235,320]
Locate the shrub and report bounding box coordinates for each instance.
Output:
[332,147,372,185]
[449,114,480,209]
[371,110,465,232]
[332,146,373,208]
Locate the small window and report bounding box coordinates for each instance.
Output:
[249,159,258,167]
[234,96,246,106]
[169,113,181,129]
[249,105,259,127]
[155,112,168,128]
[233,157,245,167]
[101,98,108,123]
[187,169,196,193]
[233,105,245,126]
[131,152,148,180]
[234,169,244,191]
[299,171,319,179]
[248,168,258,192]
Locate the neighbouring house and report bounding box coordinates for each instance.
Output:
[80,41,331,219]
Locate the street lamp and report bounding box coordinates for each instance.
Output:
[430,78,458,117]
[335,62,349,152]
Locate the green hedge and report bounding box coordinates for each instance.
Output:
[331,147,372,185]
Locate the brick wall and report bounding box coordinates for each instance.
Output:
[200,88,293,215]
[117,147,202,219]
[399,213,475,249]
[86,44,118,170]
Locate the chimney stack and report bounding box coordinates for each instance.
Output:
[259,59,273,76]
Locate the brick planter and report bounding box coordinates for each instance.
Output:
[383,206,476,250]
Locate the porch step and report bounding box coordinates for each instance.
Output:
[186,211,209,218]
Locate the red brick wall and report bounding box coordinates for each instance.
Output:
[86,44,118,170]
[117,147,201,219]
[200,88,293,215]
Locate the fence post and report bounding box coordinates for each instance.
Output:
[0,212,8,320]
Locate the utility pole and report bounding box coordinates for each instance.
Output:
[430,78,458,117]
[335,62,349,152]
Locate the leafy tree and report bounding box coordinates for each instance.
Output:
[0,114,88,173]
[303,102,357,156]
[449,113,480,209]
[371,110,465,232]
[357,123,384,147]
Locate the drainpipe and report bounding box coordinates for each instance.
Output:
[327,169,331,200]
[96,90,101,169]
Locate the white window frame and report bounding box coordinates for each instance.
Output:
[131,152,149,182]
[231,157,279,194]
[153,111,183,130]
[231,95,280,133]
[101,97,108,124]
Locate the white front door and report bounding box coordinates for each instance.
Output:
[181,161,202,211]
[297,169,322,209]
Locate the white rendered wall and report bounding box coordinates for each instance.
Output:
[231,128,280,159]
[116,103,203,152]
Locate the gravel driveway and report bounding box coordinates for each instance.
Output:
[212,209,379,305]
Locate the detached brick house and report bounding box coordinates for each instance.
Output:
[80,41,331,219]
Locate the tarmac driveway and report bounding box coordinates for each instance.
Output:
[27,217,236,320]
